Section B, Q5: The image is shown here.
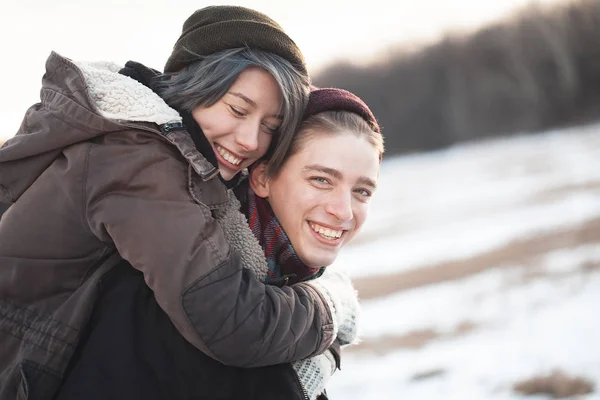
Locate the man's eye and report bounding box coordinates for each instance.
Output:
[354,188,372,197]
[311,176,330,185]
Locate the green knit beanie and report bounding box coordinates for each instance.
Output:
[164,6,307,76]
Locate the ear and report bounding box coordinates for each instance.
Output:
[249,161,271,198]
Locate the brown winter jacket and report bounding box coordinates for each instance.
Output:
[0,52,340,399]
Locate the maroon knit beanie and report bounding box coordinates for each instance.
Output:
[303,88,380,133]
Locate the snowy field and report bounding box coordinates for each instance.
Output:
[328,124,600,399]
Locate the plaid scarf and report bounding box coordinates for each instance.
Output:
[235,183,324,286]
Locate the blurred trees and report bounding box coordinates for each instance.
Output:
[314,0,600,155]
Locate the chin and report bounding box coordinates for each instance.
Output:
[301,253,337,269]
[298,255,321,269]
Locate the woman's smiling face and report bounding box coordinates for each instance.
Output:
[192,67,283,181]
[251,131,380,268]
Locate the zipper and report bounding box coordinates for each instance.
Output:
[119,121,185,139]
[293,368,310,400]
[119,121,179,138]
[159,121,185,135]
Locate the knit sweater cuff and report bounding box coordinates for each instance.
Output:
[292,350,337,400]
[306,267,360,346]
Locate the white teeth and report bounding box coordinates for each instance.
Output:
[309,222,343,240]
[217,146,242,165]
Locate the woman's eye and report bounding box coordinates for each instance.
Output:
[229,106,246,117]
[261,123,279,135]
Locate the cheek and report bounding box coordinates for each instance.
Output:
[193,107,233,140]
[199,123,215,141]
[191,106,209,127]
[352,203,369,231]
[270,182,304,222]
[258,133,273,153]
[193,113,215,138]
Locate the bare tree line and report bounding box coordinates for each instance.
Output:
[314,0,600,154]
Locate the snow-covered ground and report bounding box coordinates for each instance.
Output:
[328,124,600,399]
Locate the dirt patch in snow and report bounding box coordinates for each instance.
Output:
[513,369,595,398]
[353,217,600,300]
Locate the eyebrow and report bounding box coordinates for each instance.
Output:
[229,92,283,120]
[230,92,256,108]
[303,164,377,189]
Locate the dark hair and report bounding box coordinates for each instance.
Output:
[155,47,310,173]
[267,110,385,178]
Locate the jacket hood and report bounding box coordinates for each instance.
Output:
[0,51,182,203]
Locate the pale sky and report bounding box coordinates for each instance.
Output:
[1,0,561,139]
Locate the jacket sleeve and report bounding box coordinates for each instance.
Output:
[304,266,361,346]
[84,140,335,367]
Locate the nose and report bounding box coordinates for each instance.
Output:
[324,189,353,222]
[235,122,260,152]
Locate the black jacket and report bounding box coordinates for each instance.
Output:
[54,262,320,400]
[0,203,8,218]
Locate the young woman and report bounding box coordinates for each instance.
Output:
[0,6,358,399]
[54,87,384,400]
